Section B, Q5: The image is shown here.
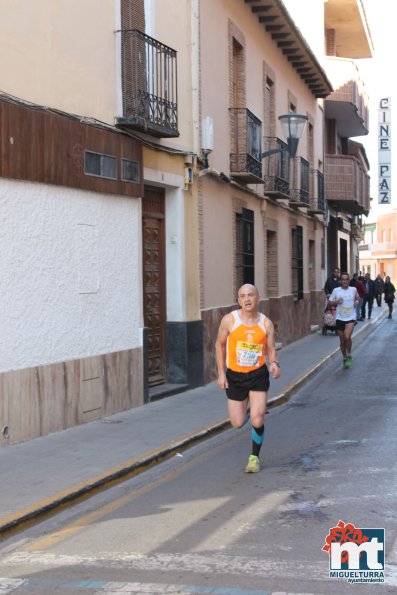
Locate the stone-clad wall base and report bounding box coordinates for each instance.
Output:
[0,347,143,447]
[201,291,325,383]
[166,320,204,388]
[201,304,237,383]
[267,291,325,345]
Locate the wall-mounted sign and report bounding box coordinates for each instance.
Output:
[378,97,391,204]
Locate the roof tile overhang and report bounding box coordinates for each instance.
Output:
[244,0,333,98]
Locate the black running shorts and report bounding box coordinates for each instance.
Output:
[226,365,270,401]
[335,319,356,331]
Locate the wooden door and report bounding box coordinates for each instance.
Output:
[142,186,166,386]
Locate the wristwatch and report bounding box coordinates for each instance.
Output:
[271,361,280,368]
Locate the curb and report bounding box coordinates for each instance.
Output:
[0,310,388,538]
[0,419,231,538]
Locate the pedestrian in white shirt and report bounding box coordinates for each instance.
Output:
[328,273,359,369]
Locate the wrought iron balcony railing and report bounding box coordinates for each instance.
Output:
[317,171,325,212]
[263,137,290,198]
[308,169,325,213]
[229,108,262,183]
[291,157,310,206]
[116,29,178,138]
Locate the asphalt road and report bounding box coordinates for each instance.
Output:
[0,317,397,594]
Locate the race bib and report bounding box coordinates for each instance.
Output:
[236,341,262,367]
[339,305,352,317]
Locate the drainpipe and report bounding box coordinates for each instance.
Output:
[190,0,200,158]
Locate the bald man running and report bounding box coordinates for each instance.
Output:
[215,284,280,473]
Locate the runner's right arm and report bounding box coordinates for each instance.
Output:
[327,289,342,307]
[215,314,231,389]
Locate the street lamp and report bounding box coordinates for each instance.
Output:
[261,114,308,159]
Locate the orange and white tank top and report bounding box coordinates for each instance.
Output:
[226,310,267,373]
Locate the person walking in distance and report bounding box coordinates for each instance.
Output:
[328,273,359,369]
[324,267,340,296]
[384,276,396,319]
[374,273,385,307]
[361,272,375,320]
[216,284,280,473]
[350,273,365,320]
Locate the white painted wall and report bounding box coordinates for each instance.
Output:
[0,179,142,372]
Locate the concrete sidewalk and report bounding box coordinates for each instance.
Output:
[0,306,388,535]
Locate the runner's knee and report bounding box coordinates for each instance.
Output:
[230,416,246,429]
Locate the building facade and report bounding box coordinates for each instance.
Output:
[116,0,204,394]
[0,0,375,444]
[192,0,374,381]
[0,1,146,445]
[0,0,204,444]
[321,0,373,276]
[359,211,397,279]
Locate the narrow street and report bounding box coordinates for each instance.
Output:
[1,317,397,594]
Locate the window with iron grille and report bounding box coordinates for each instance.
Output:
[298,158,310,204]
[276,140,290,192]
[236,208,255,287]
[263,137,290,195]
[121,158,140,183]
[84,151,117,180]
[230,109,262,180]
[309,239,315,291]
[291,225,303,300]
[266,229,278,297]
[317,171,325,211]
[321,231,325,269]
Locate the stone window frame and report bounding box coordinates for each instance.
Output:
[264,217,279,298]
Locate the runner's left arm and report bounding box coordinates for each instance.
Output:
[265,319,281,379]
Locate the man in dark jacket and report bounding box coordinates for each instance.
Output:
[350,273,365,320]
[374,274,385,307]
[324,267,340,296]
[361,273,376,319]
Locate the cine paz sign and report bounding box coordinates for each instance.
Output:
[378,97,391,204]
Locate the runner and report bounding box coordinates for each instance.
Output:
[328,273,359,369]
[215,284,280,473]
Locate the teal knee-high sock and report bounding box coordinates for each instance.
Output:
[251,425,265,457]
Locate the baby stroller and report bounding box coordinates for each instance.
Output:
[322,296,337,335]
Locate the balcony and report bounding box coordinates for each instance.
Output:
[362,242,397,257]
[325,154,370,215]
[290,157,310,207]
[324,0,373,59]
[263,137,290,198]
[324,57,368,137]
[308,170,326,213]
[229,109,262,183]
[115,29,178,138]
